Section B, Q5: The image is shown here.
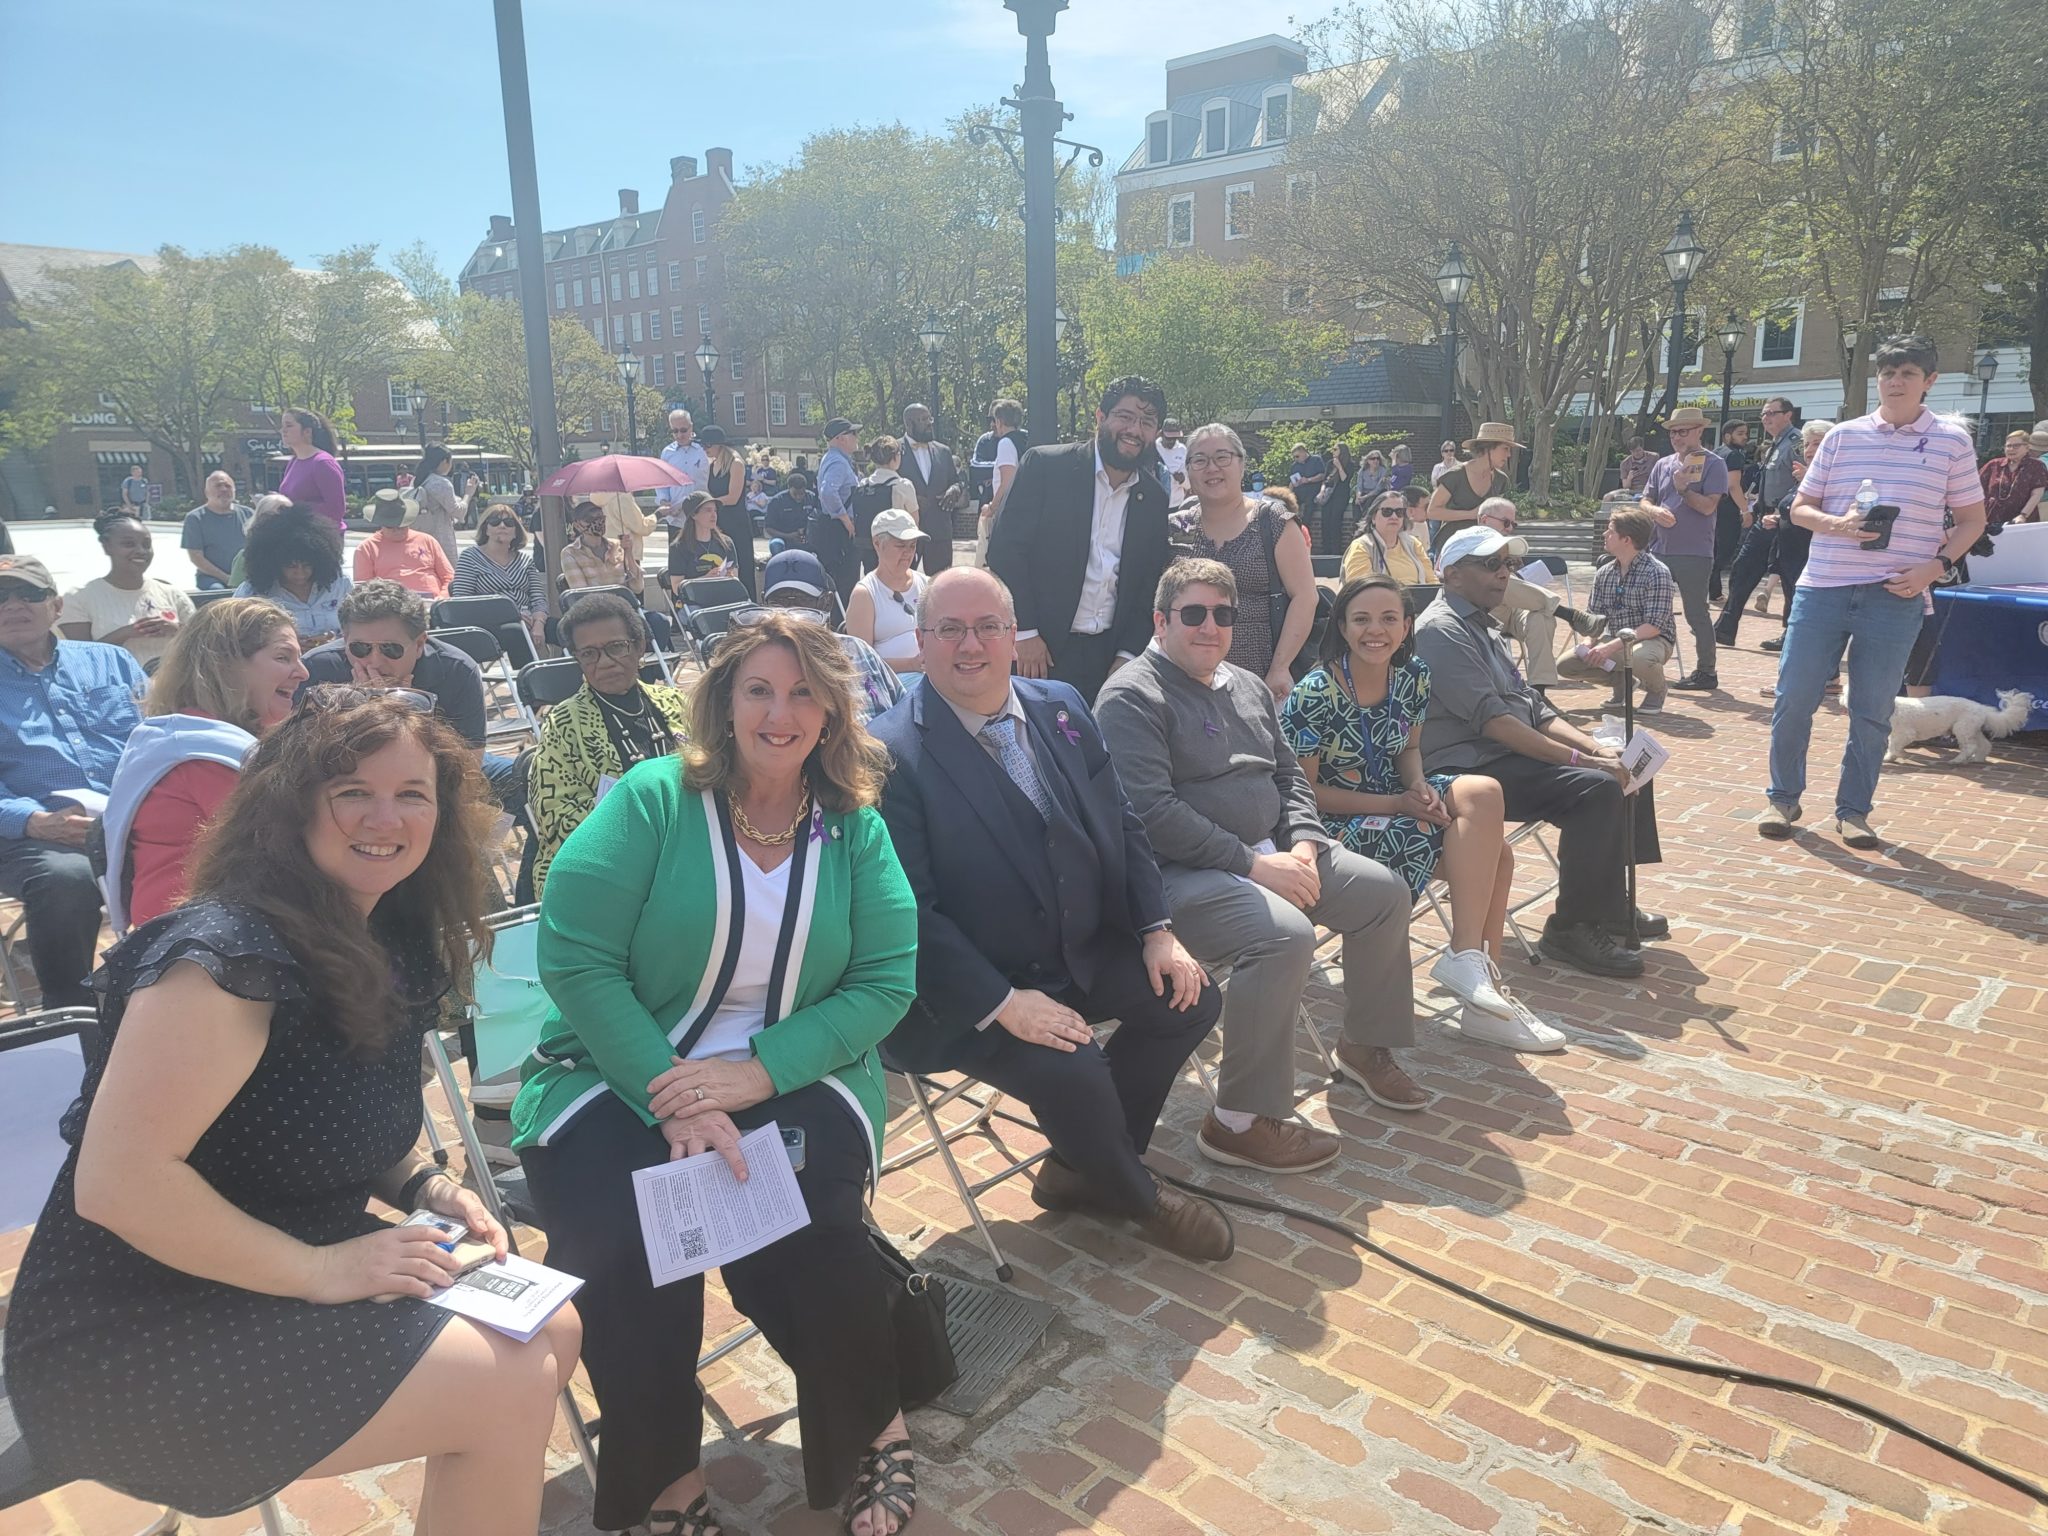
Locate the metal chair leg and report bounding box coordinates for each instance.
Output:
[258,1496,286,1535]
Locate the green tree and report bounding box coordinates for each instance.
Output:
[1076,253,1343,428]
[13,246,282,500]
[267,245,425,427]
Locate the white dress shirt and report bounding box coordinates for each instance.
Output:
[1073,444,1136,635]
[909,441,934,483]
[657,439,710,510]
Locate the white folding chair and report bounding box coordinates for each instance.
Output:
[0,1007,285,1536]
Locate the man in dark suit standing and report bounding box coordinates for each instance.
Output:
[898,402,963,574]
[870,566,1234,1261]
[987,375,1171,703]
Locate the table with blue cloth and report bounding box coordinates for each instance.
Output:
[1928,586,2048,732]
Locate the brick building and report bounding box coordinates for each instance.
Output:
[456,148,807,456]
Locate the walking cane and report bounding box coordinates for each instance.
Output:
[1614,628,1641,952]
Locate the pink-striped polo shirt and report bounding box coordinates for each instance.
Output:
[1797,407,1982,611]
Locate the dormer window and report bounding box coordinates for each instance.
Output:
[1147,114,1169,164]
[1264,89,1290,142]
[1203,102,1228,155]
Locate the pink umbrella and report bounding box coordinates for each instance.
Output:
[535,454,689,498]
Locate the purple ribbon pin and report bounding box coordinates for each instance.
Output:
[1202,717,1220,737]
[1055,709,1081,746]
[810,806,829,843]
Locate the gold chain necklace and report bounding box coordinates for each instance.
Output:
[729,788,811,846]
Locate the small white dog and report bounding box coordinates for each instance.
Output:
[1885,689,2034,764]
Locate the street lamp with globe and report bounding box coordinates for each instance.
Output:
[1974,350,1999,453]
[1434,243,1473,443]
[407,381,429,450]
[1658,212,1705,421]
[918,313,949,438]
[694,337,720,428]
[1716,313,1745,440]
[616,346,642,451]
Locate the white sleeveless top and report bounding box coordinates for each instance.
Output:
[858,568,926,662]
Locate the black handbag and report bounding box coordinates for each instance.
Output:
[1255,499,1331,677]
[868,1227,957,1409]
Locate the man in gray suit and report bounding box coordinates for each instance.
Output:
[898,403,963,573]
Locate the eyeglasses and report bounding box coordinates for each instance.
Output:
[0,584,54,605]
[1172,602,1237,628]
[921,618,1014,645]
[573,638,639,666]
[1185,451,1242,471]
[1462,554,1514,572]
[1105,407,1159,432]
[347,640,414,660]
[302,683,436,713]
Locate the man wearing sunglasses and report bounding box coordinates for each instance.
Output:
[299,579,492,755]
[1413,527,1665,978]
[1099,559,1424,1170]
[0,553,147,1007]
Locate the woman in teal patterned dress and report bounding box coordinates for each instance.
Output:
[1281,576,1518,959]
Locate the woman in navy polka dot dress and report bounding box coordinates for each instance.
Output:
[3,690,581,1533]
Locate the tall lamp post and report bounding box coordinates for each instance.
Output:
[918,313,949,437]
[1715,313,1745,441]
[1434,242,1473,445]
[694,337,720,427]
[1840,320,1862,418]
[1007,0,1068,444]
[616,345,641,452]
[1974,350,1999,453]
[407,382,429,450]
[1658,212,1706,423]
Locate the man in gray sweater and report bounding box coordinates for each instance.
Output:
[1097,558,1423,1174]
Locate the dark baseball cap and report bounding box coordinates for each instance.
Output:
[0,553,57,593]
[824,417,860,439]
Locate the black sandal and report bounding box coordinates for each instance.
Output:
[840,1438,917,1536]
[647,1491,728,1536]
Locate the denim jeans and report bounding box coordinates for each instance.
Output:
[1767,581,1925,818]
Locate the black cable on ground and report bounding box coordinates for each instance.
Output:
[1157,1171,2048,1509]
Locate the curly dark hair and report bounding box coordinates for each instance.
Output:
[242,502,344,592]
[185,690,496,1055]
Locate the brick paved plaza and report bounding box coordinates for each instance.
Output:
[5,634,2044,1536]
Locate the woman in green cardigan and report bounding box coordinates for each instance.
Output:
[513,610,920,1536]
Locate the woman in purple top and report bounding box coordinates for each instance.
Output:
[276,409,348,532]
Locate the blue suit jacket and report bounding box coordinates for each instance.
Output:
[869,675,1171,1070]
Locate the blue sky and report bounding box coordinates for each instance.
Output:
[2,0,1310,280]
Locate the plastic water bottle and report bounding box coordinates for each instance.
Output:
[1854,479,1879,521]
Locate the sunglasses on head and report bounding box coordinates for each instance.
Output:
[302,683,436,713]
[347,640,413,660]
[1172,602,1237,628]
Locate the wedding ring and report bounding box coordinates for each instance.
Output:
[694,1087,706,1102]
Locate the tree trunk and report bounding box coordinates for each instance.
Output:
[2029,270,2048,421]
[1525,409,1556,508]
[1582,412,1616,499]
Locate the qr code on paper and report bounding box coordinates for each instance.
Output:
[679,1228,708,1261]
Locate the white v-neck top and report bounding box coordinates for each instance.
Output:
[690,849,793,1062]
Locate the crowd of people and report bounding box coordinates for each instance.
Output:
[0,333,2021,1536]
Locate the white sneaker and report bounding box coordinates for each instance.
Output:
[1453,1000,1567,1053]
[1430,947,1515,1019]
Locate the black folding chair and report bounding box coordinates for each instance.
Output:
[515,656,585,714]
[429,626,536,739]
[676,575,751,611]
[562,586,684,685]
[433,594,541,670]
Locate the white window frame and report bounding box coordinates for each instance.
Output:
[1146,112,1170,165]
[572,278,585,306]
[649,310,663,341]
[731,392,748,428]
[674,353,689,383]
[554,281,566,309]
[694,255,709,282]
[667,261,681,289]
[1201,99,1229,156]
[692,207,707,244]
[730,350,742,381]
[609,272,622,302]
[1224,182,1254,241]
[651,355,666,387]
[671,306,686,336]
[628,267,641,299]
[388,379,412,415]
[629,312,643,344]
[1167,193,1194,248]
[697,304,712,339]
[612,315,625,345]
[1263,88,1291,143]
[1286,172,1315,210]
[797,391,815,424]
[770,392,788,427]
[1754,300,1803,368]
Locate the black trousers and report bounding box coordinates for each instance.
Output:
[521,1084,897,1529]
[1047,629,1123,706]
[968,937,1220,1218]
[1716,523,1779,644]
[716,505,758,599]
[1480,755,1661,930]
[1709,506,1745,595]
[0,837,103,1007]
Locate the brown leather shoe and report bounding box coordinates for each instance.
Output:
[1196,1112,1340,1173]
[1334,1043,1430,1112]
[1137,1178,1235,1261]
[1028,1156,1120,1216]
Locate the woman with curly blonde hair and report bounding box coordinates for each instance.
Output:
[513,608,921,1536]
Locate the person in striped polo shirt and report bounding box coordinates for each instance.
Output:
[1761,335,1986,849]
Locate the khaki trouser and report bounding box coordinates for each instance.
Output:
[1491,575,1564,686]
[1558,635,1673,695]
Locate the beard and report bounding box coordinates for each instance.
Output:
[1096,423,1147,472]
[906,425,935,443]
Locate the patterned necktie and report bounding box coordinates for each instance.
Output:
[980,715,1053,820]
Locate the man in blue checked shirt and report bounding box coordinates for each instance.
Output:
[0,554,146,1005]
[1558,508,1678,710]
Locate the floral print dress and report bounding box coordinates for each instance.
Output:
[1280,654,1457,900]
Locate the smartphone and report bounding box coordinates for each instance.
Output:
[399,1209,497,1277]
[1860,503,1902,552]
[782,1126,807,1172]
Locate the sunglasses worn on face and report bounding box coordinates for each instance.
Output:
[348,640,413,660]
[1173,603,1237,628]
[483,516,518,528]
[0,585,54,605]
[302,683,436,713]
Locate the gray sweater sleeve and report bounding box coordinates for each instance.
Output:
[1097,670,1257,877]
[1267,700,1329,849]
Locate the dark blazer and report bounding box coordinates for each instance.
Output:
[986,439,1171,661]
[870,675,1171,1071]
[899,440,960,535]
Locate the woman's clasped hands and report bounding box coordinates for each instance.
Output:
[648,1055,776,1179]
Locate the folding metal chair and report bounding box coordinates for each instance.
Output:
[563,585,686,685]
[0,1008,284,1536]
[1534,554,1578,610]
[1184,936,1343,1105]
[515,656,586,714]
[676,575,751,612]
[433,594,542,670]
[0,905,31,1011]
[878,1042,1049,1286]
[430,625,537,741]
[1412,822,1559,980]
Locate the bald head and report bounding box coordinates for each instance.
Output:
[918,567,1018,714]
